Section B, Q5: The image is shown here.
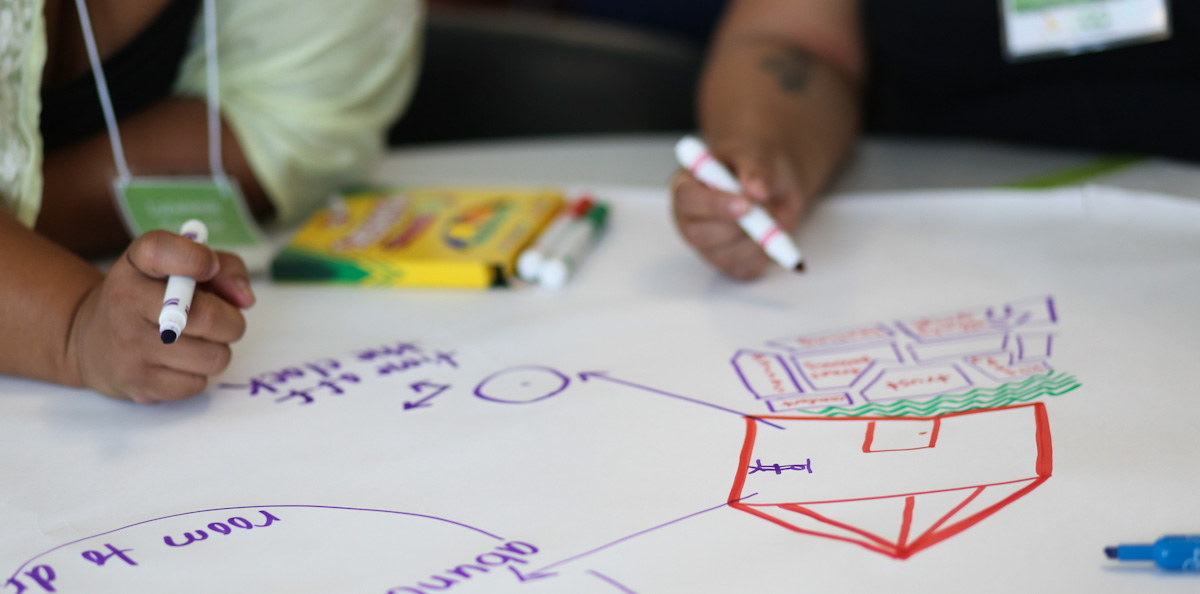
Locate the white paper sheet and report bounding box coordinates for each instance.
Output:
[2,185,1199,593]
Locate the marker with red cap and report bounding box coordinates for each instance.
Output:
[516,195,595,283]
[674,135,806,272]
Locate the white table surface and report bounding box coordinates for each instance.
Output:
[3,135,1199,594]
[376,133,1200,198]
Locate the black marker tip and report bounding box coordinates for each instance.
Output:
[794,261,806,273]
[160,330,178,344]
[1104,546,1118,559]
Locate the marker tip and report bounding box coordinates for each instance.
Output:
[160,330,178,345]
[1104,546,1118,559]
[794,261,806,273]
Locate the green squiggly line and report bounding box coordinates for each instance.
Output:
[786,372,1081,418]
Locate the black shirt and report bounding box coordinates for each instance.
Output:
[40,0,201,152]
[862,1,1200,161]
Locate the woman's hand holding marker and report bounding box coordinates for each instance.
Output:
[671,136,808,281]
[158,220,209,344]
[68,223,256,403]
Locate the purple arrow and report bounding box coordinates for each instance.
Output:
[507,494,756,586]
[577,372,784,430]
[509,565,558,582]
[403,381,451,410]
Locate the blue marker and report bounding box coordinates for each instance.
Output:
[1106,535,1200,571]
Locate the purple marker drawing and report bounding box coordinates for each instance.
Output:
[734,296,1073,415]
[764,392,853,413]
[860,363,974,403]
[894,296,1056,344]
[767,323,895,353]
[586,570,638,593]
[158,219,208,345]
[578,372,785,430]
[390,541,542,593]
[507,494,757,582]
[791,343,902,391]
[474,366,570,404]
[731,350,803,400]
[1016,333,1054,361]
[219,343,460,406]
[5,505,505,586]
[904,333,1009,363]
[965,355,1054,383]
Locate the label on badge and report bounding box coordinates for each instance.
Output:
[1000,0,1170,62]
[114,176,272,271]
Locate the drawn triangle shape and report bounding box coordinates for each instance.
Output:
[739,477,1048,559]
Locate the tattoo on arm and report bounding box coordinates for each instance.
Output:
[760,47,814,93]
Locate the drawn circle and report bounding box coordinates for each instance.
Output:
[474,366,570,404]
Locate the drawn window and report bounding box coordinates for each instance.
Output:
[862,419,941,453]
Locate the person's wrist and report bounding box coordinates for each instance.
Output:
[60,281,102,391]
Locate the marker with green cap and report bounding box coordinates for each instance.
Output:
[536,202,609,289]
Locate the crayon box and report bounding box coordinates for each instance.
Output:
[271,187,564,288]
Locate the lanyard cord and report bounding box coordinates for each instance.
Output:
[73,0,226,186]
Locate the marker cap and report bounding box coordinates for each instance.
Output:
[674,136,741,194]
[179,219,209,245]
[538,259,572,290]
[158,308,187,342]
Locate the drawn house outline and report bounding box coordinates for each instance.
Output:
[727,403,1052,559]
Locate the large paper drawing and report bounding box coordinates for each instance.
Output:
[3,296,1080,593]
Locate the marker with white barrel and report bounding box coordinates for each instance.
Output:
[674,135,806,272]
[537,202,609,289]
[158,219,208,344]
[516,195,594,282]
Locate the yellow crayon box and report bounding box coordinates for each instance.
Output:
[271,187,564,288]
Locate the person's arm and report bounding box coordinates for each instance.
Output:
[171,0,422,226]
[36,97,273,257]
[0,207,255,403]
[671,0,864,280]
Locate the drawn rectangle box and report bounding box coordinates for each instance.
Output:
[1016,333,1053,361]
[905,333,1009,363]
[764,393,853,413]
[732,350,804,400]
[767,323,896,353]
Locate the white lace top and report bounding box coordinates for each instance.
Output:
[0,0,44,227]
[0,0,422,228]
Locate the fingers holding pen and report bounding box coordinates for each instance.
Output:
[671,169,750,223]
[70,224,253,403]
[719,142,806,227]
[125,229,221,283]
[181,290,247,345]
[671,136,810,279]
[671,170,772,279]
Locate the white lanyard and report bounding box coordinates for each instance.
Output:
[73,0,226,186]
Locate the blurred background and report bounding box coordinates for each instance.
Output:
[387,0,728,145]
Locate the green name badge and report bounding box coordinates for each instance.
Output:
[1000,0,1171,62]
[115,176,272,271]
